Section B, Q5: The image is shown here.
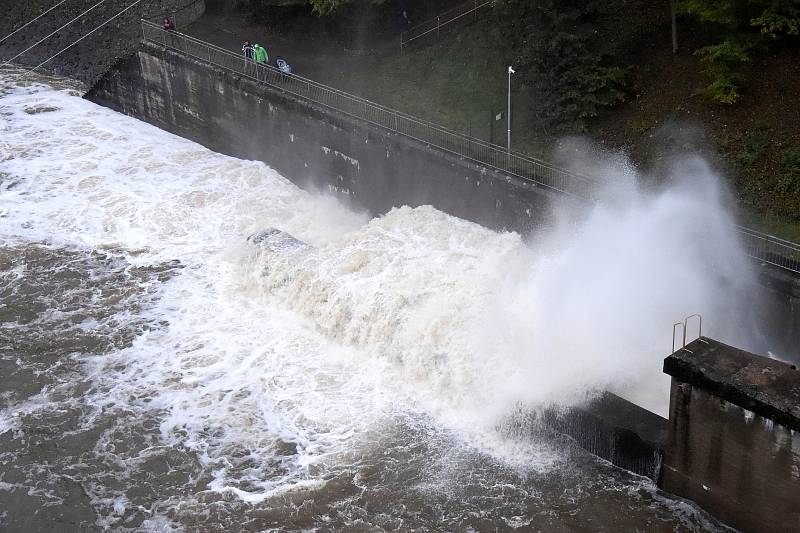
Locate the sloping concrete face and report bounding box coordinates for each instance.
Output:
[662,338,800,533]
[544,392,667,482]
[86,43,565,234]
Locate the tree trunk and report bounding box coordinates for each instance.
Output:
[671,0,678,54]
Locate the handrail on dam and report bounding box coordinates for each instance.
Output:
[139,20,800,275]
[140,20,596,200]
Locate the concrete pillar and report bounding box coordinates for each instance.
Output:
[662,337,800,533]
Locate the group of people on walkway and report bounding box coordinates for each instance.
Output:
[242,40,268,64]
[158,20,292,75]
[242,40,292,75]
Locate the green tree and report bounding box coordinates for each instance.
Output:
[680,0,800,104]
[498,0,628,132]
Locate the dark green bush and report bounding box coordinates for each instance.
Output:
[496,0,629,132]
[777,144,800,194]
[680,0,800,104]
[737,118,770,166]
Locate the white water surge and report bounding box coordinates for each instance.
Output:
[0,73,758,529]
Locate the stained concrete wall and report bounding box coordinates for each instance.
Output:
[663,383,800,533]
[663,338,800,533]
[544,392,667,481]
[87,43,564,233]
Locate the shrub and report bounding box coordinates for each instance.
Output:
[680,0,800,104]
[497,0,629,132]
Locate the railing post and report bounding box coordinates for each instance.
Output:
[437,16,440,38]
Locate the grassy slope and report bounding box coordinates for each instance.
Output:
[324,12,800,240]
[327,23,551,157]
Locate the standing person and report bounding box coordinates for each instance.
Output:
[253,43,268,64]
[242,40,254,60]
[163,18,176,32]
[276,57,292,75]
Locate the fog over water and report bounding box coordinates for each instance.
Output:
[0,72,752,530]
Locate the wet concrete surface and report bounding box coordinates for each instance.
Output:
[664,336,800,431]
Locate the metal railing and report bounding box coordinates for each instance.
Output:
[141,19,596,199]
[400,0,494,49]
[140,20,800,275]
[736,225,800,273]
[672,314,703,353]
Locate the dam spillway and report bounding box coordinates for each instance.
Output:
[88,33,800,364]
[2,16,800,532]
[0,68,751,531]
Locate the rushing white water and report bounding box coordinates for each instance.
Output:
[0,72,757,530]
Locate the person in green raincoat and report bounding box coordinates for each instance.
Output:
[253,44,268,64]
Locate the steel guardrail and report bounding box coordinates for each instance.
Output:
[141,19,596,199]
[400,1,493,49]
[736,225,800,273]
[140,20,800,275]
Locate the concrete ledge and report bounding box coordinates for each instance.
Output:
[663,338,800,533]
[664,337,800,431]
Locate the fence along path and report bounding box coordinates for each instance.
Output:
[140,20,800,274]
[400,0,494,49]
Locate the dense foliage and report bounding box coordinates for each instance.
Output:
[680,0,800,104]
[235,0,384,15]
[307,0,384,15]
[496,0,629,132]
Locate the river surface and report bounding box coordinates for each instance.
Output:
[0,70,752,531]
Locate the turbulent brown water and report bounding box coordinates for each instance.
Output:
[0,70,749,531]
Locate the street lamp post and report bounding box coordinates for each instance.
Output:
[507,65,515,153]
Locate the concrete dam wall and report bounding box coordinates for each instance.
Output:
[87,43,563,234]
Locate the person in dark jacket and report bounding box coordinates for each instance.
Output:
[242,40,254,60]
[163,18,176,32]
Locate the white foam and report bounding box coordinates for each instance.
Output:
[0,73,762,520]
